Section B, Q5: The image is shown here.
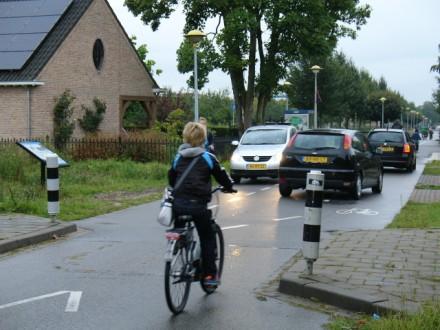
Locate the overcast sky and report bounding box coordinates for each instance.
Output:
[108,0,440,107]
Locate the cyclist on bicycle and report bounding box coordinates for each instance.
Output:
[168,122,236,288]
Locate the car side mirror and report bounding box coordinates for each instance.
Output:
[231,140,239,146]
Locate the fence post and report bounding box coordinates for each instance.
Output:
[46,155,59,223]
[302,170,324,275]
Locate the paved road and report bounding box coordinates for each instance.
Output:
[0,139,433,329]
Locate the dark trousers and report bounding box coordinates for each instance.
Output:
[173,198,216,276]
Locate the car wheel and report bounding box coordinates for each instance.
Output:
[279,183,292,197]
[350,174,362,200]
[231,175,241,184]
[372,170,383,194]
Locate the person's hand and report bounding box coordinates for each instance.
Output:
[221,187,237,193]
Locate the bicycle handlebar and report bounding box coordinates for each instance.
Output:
[212,185,237,194]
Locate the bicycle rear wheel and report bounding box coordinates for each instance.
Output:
[164,246,191,314]
[200,223,224,294]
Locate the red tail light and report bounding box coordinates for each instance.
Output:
[343,134,352,150]
[287,133,298,148]
[403,143,410,154]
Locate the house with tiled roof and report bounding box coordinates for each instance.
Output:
[0,0,159,138]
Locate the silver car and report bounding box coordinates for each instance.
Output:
[230,124,296,183]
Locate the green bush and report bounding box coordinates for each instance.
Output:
[78,98,106,133]
[53,90,75,149]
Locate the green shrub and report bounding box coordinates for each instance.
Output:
[78,98,106,133]
[53,90,75,149]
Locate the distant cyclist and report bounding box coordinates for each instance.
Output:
[199,117,215,154]
[411,128,421,151]
[168,122,235,287]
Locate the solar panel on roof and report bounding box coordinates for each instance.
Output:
[0,0,73,70]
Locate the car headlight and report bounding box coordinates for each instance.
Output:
[231,152,241,162]
[275,152,283,162]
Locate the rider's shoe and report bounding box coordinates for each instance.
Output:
[203,275,218,287]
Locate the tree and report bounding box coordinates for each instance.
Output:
[431,44,440,112]
[130,35,162,76]
[124,1,371,133]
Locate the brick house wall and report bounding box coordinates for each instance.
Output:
[0,88,29,138]
[0,0,156,139]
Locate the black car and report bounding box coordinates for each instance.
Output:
[278,129,383,200]
[367,128,416,172]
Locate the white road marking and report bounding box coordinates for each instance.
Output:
[246,192,256,196]
[272,216,303,221]
[0,291,82,313]
[208,204,218,210]
[260,187,271,191]
[65,291,82,312]
[222,224,249,230]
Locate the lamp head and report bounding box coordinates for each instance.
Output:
[379,97,386,103]
[186,29,205,44]
[310,65,322,74]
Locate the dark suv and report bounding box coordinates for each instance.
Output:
[367,129,416,172]
[278,129,383,199]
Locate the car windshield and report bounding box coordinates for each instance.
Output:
[293,134,343,150]
[241,129,287,145]
[369,132,404,143]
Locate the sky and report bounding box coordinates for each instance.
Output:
[107,0,440,107]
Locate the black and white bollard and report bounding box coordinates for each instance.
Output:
[46,155,59,223]
[303,170,324,275]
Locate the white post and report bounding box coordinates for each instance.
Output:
[193,46,199,122]
[303,170,324,275]
[313,72,318,129]
[46,155,59,223]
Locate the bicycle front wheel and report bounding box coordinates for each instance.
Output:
[164,246,191,314]
[200,223,224,294]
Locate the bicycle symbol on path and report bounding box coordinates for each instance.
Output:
[336,208,379,216]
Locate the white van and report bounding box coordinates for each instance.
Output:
[230,124,296,183]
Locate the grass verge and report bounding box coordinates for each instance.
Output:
[0,146,168,220]
[423,160,440,175]
[326,301,440,330]
[387,202,440,228]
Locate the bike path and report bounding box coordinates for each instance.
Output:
[279,137,440,315]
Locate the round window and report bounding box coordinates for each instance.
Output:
[93,39,104,70]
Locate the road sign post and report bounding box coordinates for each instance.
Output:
[46,155,59,223]
[302,170,324,275]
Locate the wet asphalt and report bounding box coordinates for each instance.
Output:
[0,139,434,330]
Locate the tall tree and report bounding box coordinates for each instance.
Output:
[131,36,162,76]
[124,0,370,132]
[431,44,440,112]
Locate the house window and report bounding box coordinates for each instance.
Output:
[93,39,104,70]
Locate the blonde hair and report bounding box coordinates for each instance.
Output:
[198,117,208,126]
[182,122,206,147]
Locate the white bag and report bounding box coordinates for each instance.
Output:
[157,188,174,227]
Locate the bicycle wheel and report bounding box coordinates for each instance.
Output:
[200,223,225,294]
[164,245,191,314]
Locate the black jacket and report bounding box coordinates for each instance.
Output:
[168,144,233,202]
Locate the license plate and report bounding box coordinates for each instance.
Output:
[381,146,394,152]
[246,163,267,170]
[303,156,328,164]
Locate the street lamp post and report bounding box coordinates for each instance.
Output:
[283,81,292,112]
[406,107,410,130]
[379,97,386,128]
[186,29,205,122]
[311,65,322,129]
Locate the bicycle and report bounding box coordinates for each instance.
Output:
[163,186,227,315]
